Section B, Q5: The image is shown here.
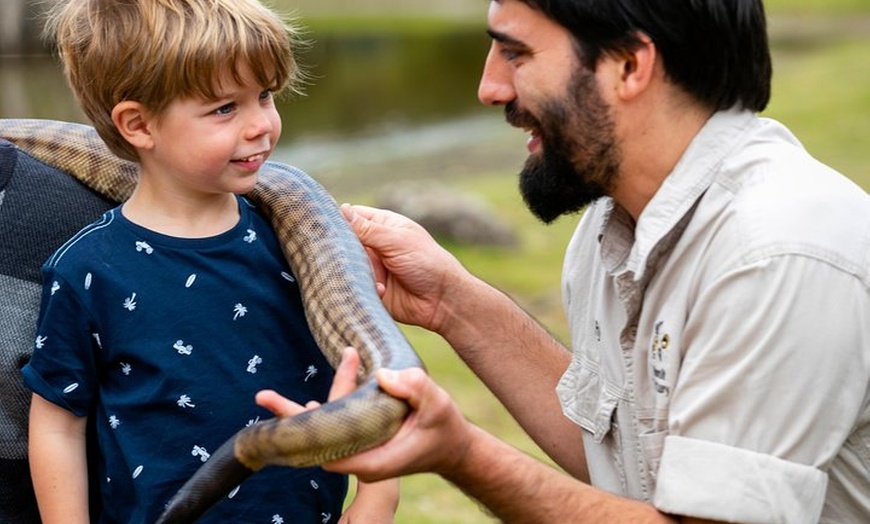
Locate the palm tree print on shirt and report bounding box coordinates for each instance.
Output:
[123,293,137,311]
[177,395,195,408]
[233,303,247,320]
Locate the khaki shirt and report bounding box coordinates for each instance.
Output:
[557,109,869,523]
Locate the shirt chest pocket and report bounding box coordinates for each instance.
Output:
[557,357,620,443]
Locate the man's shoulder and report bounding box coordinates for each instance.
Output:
[711,141,869,279]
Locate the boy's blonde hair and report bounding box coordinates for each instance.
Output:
[46,0,305,161]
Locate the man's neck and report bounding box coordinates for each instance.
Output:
[612,97,714,221]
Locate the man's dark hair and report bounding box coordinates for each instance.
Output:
[516,0,772,112]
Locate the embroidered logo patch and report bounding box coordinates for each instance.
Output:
[651,320,671,397]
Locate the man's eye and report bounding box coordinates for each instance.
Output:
[501,48,521,61]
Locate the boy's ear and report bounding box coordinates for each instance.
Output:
[112,101,154,151]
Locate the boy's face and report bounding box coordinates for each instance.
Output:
[143,63,282,197]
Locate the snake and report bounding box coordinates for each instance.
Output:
[0,118,423,523]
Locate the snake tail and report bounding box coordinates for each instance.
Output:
[154,381,407,523]
[154,440,254,524]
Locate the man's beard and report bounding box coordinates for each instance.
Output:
[506,65,620,224]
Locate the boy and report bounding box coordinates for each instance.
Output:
[23,0,398,522]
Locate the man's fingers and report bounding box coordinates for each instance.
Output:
[328,347,361,401]
[342,204,390,287]
[323,367,449,481]
[257,347,362,416]
[255,389,308,417]
[374,367,428,408]
[341,203,384,224]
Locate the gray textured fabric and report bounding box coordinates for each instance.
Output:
[0,275,40,458]
[0,138,115,523]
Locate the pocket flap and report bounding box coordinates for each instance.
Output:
[557,360,619,443]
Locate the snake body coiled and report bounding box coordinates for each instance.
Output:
[0,118,423,523]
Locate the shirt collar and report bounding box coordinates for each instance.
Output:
[598,108,758,280]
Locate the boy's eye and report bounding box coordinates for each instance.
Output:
[259,89,274,101]
[214,103,235,116]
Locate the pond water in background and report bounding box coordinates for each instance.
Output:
[0,29,528,196]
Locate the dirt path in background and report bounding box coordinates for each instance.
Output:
[768,14,870,43]
[273,114,528,199]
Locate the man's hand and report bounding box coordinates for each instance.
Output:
[258,349,401,523]
[256,347,472,483]
[323,365,472,482]
[341,204,470,335]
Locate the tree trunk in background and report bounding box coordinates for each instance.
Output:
[0,0,25,55]
[0,0,54,56]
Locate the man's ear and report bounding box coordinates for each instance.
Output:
[111,101,154,151]
[616,32,657,101]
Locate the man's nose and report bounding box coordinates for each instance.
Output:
[477,44,515,107]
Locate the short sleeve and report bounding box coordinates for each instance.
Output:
[655,436,828,522]
[655,254,869,521]
[22,269,99,417]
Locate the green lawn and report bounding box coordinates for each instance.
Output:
[765,0,869,13]
[766,37,870,187]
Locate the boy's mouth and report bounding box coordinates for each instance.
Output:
[234,153,266,163]
[231,152,270,171]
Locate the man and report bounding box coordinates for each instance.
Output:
[258,1,869,522]
[0,136,115,523]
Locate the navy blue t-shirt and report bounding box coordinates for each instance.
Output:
[23,197,347,523]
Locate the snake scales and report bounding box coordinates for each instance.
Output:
[0,118,423,523]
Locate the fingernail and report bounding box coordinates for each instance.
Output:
[378,368,398,381]
[340,203,355,222]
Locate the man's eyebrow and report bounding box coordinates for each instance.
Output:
[487,29,527,49]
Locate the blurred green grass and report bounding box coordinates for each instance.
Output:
[766,38,870,186]
[280,2,869,522]
[765,0,869,13]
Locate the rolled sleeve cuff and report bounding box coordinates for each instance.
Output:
[21,364,87,417]
[653,436,828,523]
